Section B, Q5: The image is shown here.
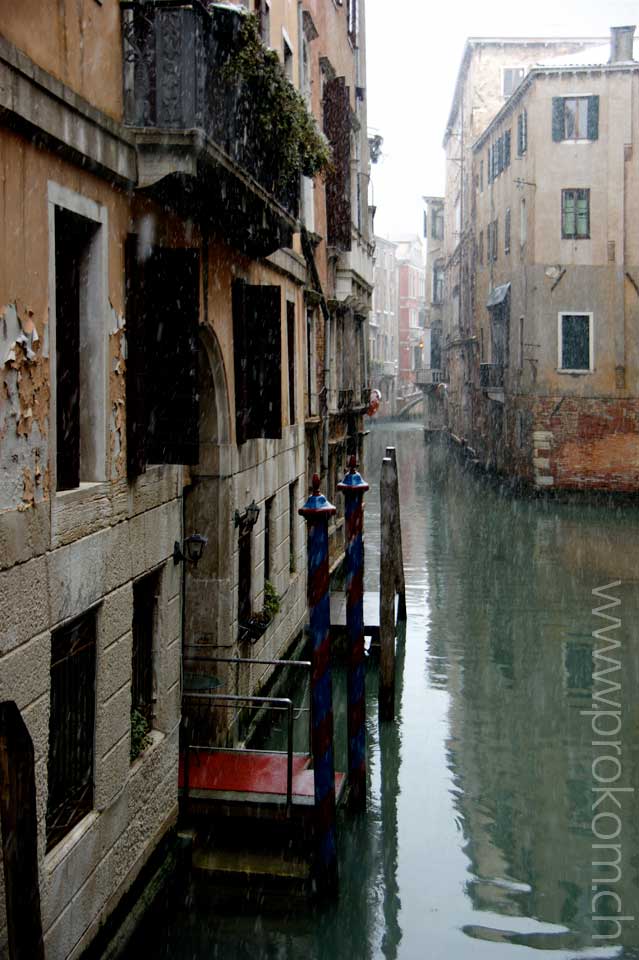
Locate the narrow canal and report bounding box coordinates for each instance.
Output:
[130,422,639,959]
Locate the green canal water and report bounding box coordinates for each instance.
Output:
[129,422,639,959]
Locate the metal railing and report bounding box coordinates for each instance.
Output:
[479,362,505,389]
[182,692,297,807]
[182,652,312,810]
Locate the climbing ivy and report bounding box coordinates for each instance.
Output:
[223,13,332,183]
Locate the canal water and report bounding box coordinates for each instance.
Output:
[130,421,639,959]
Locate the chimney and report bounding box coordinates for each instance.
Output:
[610,25,635,63]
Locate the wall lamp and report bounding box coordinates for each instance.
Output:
[173,533,208,565]
[234,499,260,531]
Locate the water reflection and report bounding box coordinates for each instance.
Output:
[127,422,639,959]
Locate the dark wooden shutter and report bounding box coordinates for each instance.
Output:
[125,234,148,478]
[126,242,200,473]
[324,76,352,251]
[55,209,82,491]
[587,95,599,140]
[233,281,282,442]
[552,97,565,141]
[504,129,511,167]
[146,249,200,465]
[287,300,296,426]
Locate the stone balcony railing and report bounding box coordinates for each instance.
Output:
[414,367,443,387]
[121,0,299,254]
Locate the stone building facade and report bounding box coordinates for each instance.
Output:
[369,236,399,417]
[395,236,427,393]
[472,27,639,490]
[0,0,371,955]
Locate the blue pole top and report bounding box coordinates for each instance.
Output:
[337,455,370,495]
[299,474,337,519]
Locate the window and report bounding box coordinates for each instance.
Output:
[287,301,296,425]
[432,263,444,304]
[255,0,270,45]
[431,206,444,240]
[347,0,358,46]
[282,32,293,80]
[558,313,593,372]
[553,96,599,141]
[53,203,106,492]
[238,525,252,632]
[289,481,297,574]
[517,109,528,155]
[125,241,199,477]
[505,208,511,254]
[480,160,484,192]
[520,198,527,247]
[478,230,484,265]
[232,280,282,444]
[503,67,525,98]
[487,147,492,184]
[518,317,524,369]
[306,307,317,417]
[487,219,499,262]
[504,129,511,168]
[132,571,159,732]
[47,611,96,850]
[562,189,590,239]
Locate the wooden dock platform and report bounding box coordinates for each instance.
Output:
[330,590,380,642]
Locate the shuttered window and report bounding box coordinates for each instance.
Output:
[505,208,511,254]
[559,313,592,371]
[517,110,528,155]
[562,189,590,239]
[125,239,200,477]
[323,76,352,250]
[47,611,96,851]
[504,129,511,168]
[232,280,282,444]
[552,96,599,141]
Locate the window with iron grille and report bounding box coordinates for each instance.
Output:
[132,570,159,728]
[46,611,97,851]
[562,189,590,239]
[559,313,593,371]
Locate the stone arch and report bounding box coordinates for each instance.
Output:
[197,325,231,460]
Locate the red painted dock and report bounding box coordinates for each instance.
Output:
[179,749,346,807]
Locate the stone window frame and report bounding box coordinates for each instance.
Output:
[557,311,594,374]
[47,182,109,502]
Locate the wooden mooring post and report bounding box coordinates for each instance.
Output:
[299,475,339,896]
[0,701,45,960]
[385,447,407,623]
[379,450,406,722]
[338,455,369,812]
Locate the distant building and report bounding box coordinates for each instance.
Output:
[394,236,427,392]
[369,237,399,416]
[473,26,639,490]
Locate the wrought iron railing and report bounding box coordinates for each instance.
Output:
[121,0,299,216]
[479,362,505,389]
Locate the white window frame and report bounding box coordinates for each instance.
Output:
[47,182,109,497]
[502,66,525,98]
[557,311,594,373]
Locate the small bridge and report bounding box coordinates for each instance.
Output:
[396,392,424,420]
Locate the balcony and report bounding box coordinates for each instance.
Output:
[121,0,302,256]
[479,363,505,401]
[414,367,443,388]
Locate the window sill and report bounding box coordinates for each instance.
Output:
[45,811,99,874]
[556,369,593,375]
[55,480,109,506]
[130,728,165,771]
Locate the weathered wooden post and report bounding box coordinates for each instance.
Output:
[338,455,369,812]
[299,474,338,895]
[385,446,406,623]
[0,701,44,960]
[379,457,397,721]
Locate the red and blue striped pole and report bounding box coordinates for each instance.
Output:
[338,455,369,812]
[299,474,338,896]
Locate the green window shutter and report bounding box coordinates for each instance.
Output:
[522,110,527,152]
[576,191,589,237]
[562,190,575,237]
[504,129,511,167]
[552,97,565,141]
[587,96,599,140]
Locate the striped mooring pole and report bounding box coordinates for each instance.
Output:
[338,455,369,812]
[299,474,338,896]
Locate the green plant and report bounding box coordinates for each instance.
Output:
[130,708,151,762]
[223,14,332,184]
[263,580,281,619]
